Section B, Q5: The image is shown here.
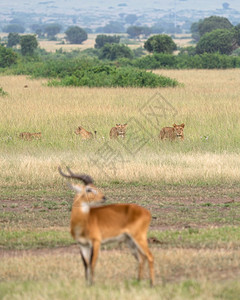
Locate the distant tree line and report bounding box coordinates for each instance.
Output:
[191,16,240,55]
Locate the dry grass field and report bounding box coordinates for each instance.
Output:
[1,69,240,299]
[1,69,240,187]
[37,33,192,52]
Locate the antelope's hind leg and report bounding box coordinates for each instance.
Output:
[137,239,154,286]
[126,235,147,282]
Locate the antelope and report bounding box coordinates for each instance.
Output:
[159,123,185,141]
[110,123,127,139]
[75,126,96,140]
[58,167,154,286]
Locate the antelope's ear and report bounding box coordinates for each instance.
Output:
[68,183,82,194]
[181,123,185,128]
[173,124,177,127]
[124,123,128,127]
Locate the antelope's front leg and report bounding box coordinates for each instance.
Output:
[90,240,101,284]
[79,245,93,285]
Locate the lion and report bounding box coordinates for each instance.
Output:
[75,126,96,140]
[19,132,42,140]
[159,123,185,141]
[110,124,127,139]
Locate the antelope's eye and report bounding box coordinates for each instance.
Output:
[86,187,97,194]
[86,187,92,193]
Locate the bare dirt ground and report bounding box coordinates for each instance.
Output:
[1,184,240,229]
[1,184,240,254]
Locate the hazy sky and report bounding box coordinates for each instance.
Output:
[1,0,240,12]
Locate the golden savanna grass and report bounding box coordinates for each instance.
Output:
[1,70,240,188]
[1,247,240,299]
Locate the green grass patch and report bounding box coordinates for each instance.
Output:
[0,229,74,250]
[1,226,240,250]
[0,278,239,300]
[150,226,240,249]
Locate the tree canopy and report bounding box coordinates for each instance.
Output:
[196,29,237,55]
[199,16,233,37]
[95,35,120,49]
[99,43,133,60]
[3,24,25,33]
[7,33,20,48]
[144,35,177,54]
[44,24,62,40]
[20,35,38,56]
[65,26,88,44]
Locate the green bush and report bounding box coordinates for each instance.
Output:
[6,56,178,88]
[47,65,179,88]
[134,53,177,69]
[117,52,240,70]
[99,43,133,60]
[0,45,17,68]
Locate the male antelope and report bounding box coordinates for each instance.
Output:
[159,123,185,141]
[75,126,96,140]
[110,124,127,139]
[58,167,154,286]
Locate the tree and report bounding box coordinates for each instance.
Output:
[126,26,143,39]
[2,24,25,33]
[144,35,177,54]
[198,16,233,37]
[222,2,230,9]
[0,45,17,67]
[7,33,20,48]
[141,27,152,38]
[234,24,240,45]
[95,35,120,49]
[44,24,62,40]
[151,24,164,34]
[65,26,88,44]
[95,22,125,34]
[30,24,44,38]
[99,43,133,60]
[196,29,237,55]
[20,35,38,56]
[125,14,138,25]
[190,21,202,41]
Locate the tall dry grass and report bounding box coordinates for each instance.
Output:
[1,70,240,187]
[1,247,240,299]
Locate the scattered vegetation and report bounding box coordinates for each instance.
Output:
[0,87,7,96]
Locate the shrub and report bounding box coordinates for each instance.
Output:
[134,53,177,69]
[0,45,17,68]
[95,35,120,49]
[47,65,179,88]
[99,43,134,60]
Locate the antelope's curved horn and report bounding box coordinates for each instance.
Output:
[58,167,94,185]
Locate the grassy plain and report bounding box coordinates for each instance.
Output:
[1,69,240,299]
[1,70,240,187]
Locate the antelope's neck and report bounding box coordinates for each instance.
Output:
[72,195,90,215]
